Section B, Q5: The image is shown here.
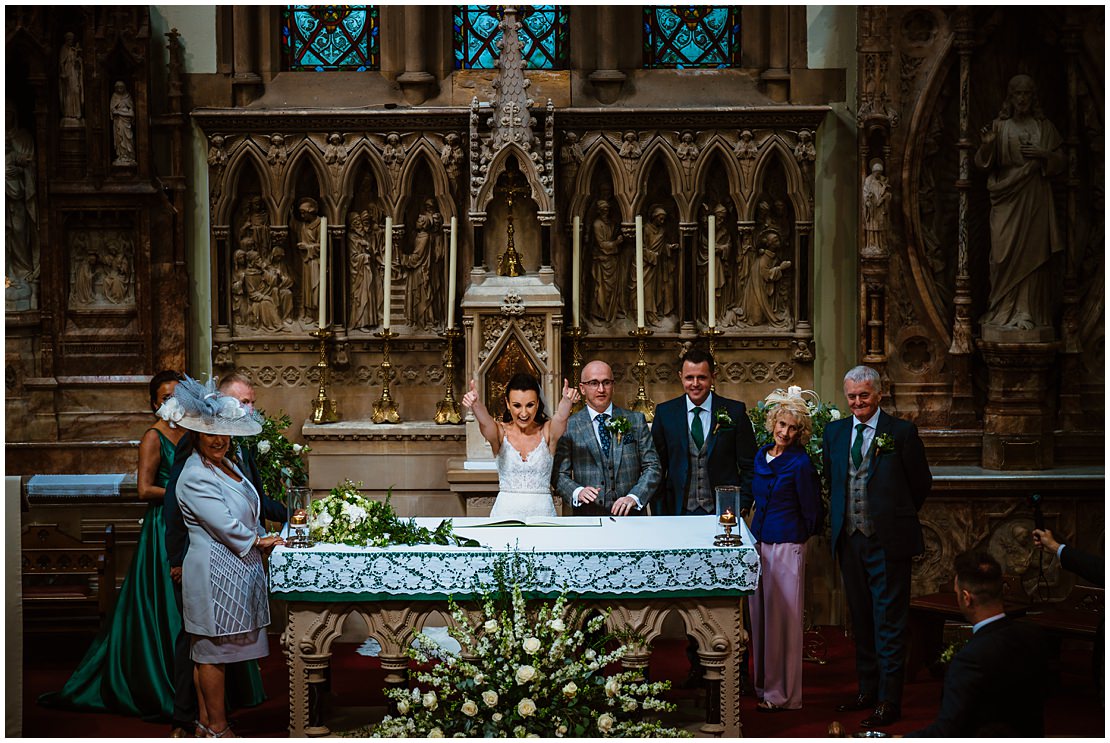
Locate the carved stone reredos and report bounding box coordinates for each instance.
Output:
[468,6,554,216]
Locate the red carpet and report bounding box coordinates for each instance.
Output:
[22,626,1104,737]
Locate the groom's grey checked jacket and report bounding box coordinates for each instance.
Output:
[552,406,662,513]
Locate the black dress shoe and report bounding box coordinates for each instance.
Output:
[859,701,901,728]
[836,693,876,712]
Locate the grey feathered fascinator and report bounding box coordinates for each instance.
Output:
[157,375,262,437]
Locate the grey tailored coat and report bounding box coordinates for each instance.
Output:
[176,452,270,638]
[553,406,662,512]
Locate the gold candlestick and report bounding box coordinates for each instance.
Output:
[627,327,655,423]
[310,328,340,424]
[698,325,725,390]
[563,325,587,413]
[372,329,401,424]
[434,327,463,424]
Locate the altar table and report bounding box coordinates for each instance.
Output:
[270,515,760,737]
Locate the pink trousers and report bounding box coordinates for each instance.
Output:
[750,541,807,708]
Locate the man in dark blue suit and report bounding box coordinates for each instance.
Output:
[163,374,286,737]
[907,551,1047,737]
[823,365,931,728]
[652,348,757,516]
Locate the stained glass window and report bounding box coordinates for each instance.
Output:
[643,6,741,69]
[453,6,568,70]
[282,6,379,71]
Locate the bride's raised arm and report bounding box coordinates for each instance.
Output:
[547,378,579,453]
[461,379,503,454]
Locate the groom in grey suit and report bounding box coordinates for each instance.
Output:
[554,359,662,516]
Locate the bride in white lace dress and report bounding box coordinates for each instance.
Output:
[461,373,579,518]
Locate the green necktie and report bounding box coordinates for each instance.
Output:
[691,407,705,450]
[851,422,867,468]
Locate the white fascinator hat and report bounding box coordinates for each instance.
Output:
[157,376,262,437]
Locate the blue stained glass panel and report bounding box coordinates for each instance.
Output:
[643,6,741,69]
[454,5,568,70]
[283,6,379,71]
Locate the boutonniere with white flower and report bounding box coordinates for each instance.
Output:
[605,415,632,444]
[712,408,734,435]
[875,433,895,455]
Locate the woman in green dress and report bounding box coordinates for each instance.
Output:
[40,371,186,720]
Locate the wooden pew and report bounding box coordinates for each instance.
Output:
[21,522,116,633]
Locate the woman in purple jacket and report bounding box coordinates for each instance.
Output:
[749,390,822,712]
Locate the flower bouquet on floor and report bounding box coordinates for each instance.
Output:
[371,567,688,738]
[241,411,310,503]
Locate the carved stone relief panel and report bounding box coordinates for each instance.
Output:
[65,218,137,312]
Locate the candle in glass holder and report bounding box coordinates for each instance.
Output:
[719,508,737,527]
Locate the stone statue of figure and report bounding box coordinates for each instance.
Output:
[231,248,249,326]
[6,103,38,296]
[974,74,1065,331]
[207,134,228,169]
[383,133,405,181]
[696,204,730,325]
[740,230,792,328]
[676,131,699,163]
[414,198,444,309]
[267,134,288,168]
[238,195,272,260]
[560,131,583,184]
[863,161,892,256]
[589,198,625,324]
[72,243,100,306]
[266,246,296,324]
[244,249,283,332]
[401,200,437,330]
[101,236,130,304]
[440,133,463,192]
[323,133,347,170]
[348,209,381,330]
[294,197,321,322]
[109,81,136,166]
[638,206,678,325]
[59,32,84,125]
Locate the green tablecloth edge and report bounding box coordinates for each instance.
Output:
[271,588,754,603]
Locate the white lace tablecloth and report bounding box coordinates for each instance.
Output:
[270,515,760,601]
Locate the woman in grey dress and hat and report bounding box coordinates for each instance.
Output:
[170,377,284,738]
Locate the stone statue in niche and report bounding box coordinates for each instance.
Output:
[636,205,678,326]
[734,129,759,188]
[401,198,441,330]
[696,203,730,325]
[440,133,463,192]
[323,133,347,171]
[110,81,136,166]
[863,161,892,256]
[237,196,272,260]
[266,246,295,324]
[266,134,288,169]
[560,131,583,185]
[974,74,1064,332]
[58,32,84,126]
[619,131,642,172]
[589,198,626,324]
[794,130,816,193]
[294,197,322,323]
[348,209,381,330]
[417,198,445,307]
[101,235,132,304]
[738,230,792,329]
[383,132,406,182]
[71,238,101,307]
[207,134,228,200]
[231,249,249,327]
[243,249,283,332]
[677,131,699,167]
[6,103,38,308]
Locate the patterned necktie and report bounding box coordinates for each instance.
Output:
[691,407,705,450]
[851,422,867,468]
[596,413,611,458]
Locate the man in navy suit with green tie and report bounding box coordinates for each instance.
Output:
[824,365,931,728]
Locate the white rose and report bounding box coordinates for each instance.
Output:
[556,725,568,738]
[484,619,498,633]
[604,677,620,698]
[422,691,438,710]
[482,690,499,707]
[548,618,566,632]
[562,682,577,699]
[597,713,615,733]
[396,699,410,715]
[292,443,304,454]
[622,698,637,712]
[315,510,334,529]
[491,712,503,722]
[157,398,185,424]
[584,649,596,661]
[257,439,271,454]
[517,698,536,717]
[522,637,542,654]
[473,672,485,685]
[428,727,444,738]
[460,700,478,717]
[830,407,842,420]
[515,665,536,684]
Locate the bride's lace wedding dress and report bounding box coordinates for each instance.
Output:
[490,436,557,519]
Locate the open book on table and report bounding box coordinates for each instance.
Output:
[466,516,603,528]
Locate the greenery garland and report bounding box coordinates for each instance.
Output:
[240,411,309,504]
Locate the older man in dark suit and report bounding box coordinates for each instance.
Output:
[553,359,661,516]
[906,551,1047,737]
[823,365,931,728]
[651,348,757,516]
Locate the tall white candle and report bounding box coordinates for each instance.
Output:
[318,216,327,328]
[572,216,581,327]
[707,214,716,328]
[635,214,645,328]
[447,216,458,327]
[383,216,393,330]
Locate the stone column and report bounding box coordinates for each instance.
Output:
[231,6,262,107]
[397,6,436,105]
[977,340,1060,469]
[761,6,791,102]
[588,6,626,104]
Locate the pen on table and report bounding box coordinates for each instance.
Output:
[609,516,616,522]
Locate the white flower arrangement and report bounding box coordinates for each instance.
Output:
[156,397,185,426]
[371,581,688,738]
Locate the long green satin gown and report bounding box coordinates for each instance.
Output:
[40,429,265,720]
